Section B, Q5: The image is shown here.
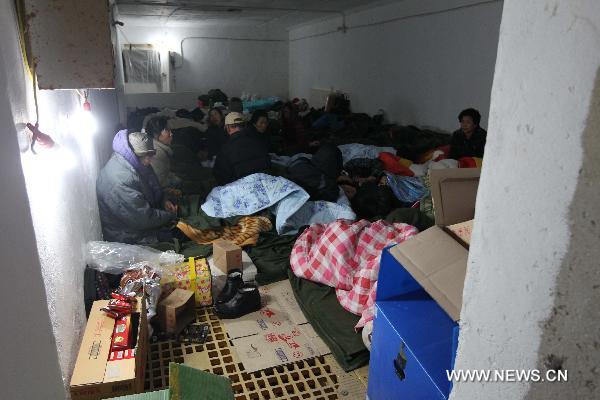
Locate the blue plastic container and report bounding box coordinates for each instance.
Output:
[367,246,460,400]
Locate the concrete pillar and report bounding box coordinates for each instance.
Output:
[0,6,65,400]
[452,1,600,399]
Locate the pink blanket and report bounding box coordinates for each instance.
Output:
[290,219,418,329]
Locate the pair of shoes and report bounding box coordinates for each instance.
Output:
[214,271,261,319]
[216,269,243,304]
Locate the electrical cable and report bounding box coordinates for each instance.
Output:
[116,1,341,15]
[289,0,501,42]
[15,0,46,153]
[15,0,33,80]
[32,63,39,125]
[30,62,41,154]
[117,24,133,46]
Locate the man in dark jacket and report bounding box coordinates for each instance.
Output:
[97,130,177,244]
[213,112,271,185]
[449,108,487,159]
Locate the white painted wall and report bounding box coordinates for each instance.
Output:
[25,0,114,89]
[0,8,65,399]
[289,0,503,131]
[118,24,289,109]
[0,1,119,395]
[112,3,128,127]
[124,91,202,111]
[452,1,600,399]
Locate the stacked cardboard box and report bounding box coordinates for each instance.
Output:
[212,240,242,274]
[390,168,480,320]
[70,298,147,400]
[157,289,196,335]
[159,257,212,306]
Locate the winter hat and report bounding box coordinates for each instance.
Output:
[128,131,156,156]
[224,112,245,126]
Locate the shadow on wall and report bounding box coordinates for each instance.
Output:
[525,66,600,399]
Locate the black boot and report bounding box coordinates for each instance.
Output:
[214,284,261,319]
[216,269,243,304]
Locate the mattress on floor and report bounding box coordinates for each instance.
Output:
[247,230,299,285]
[287,269,369,372]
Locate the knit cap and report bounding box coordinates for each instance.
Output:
[128,131,156,156]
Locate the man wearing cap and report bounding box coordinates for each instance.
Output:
[213,112,271,185]
[96,130,178,244]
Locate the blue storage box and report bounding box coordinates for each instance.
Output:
[368,247,461,400]
[368,169,480,400]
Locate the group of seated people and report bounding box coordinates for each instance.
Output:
[96,93,487,246]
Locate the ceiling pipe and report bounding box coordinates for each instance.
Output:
[116,2,348,36]
[115,1,344,15]
[116,2,349,69]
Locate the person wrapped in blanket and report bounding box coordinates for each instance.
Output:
[337,157,401,219]
[337,157,385,199]
[286,143,344,202]
[96,130,178,244]
[213,112,271,185]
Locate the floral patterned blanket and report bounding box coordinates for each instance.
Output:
[201,173,356,235]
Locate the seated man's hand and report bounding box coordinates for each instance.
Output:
[340,184,357,200]
[164,200,178,214]
[196,150,209,161]
[356,176,377,186]
[337,175,354,185]
[165,188,183,197]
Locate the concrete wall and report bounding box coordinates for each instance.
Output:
[112,3,128,127]
[118,24,289,109]
[289,0,503,131]
[0,4,65,398]
[0,1,119,395]
[25,0,114,89]
[123,91,202,111]
[452,1,600,399]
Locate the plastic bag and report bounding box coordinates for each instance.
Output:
[122,47,161,86]
[86,241,184,274]
[384,173,429,204]
[118,263,163,334]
